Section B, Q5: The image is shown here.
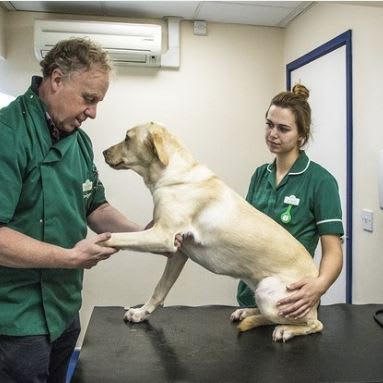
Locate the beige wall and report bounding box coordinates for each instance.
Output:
[4,3,382,346]
[284,2,383,304]
[0,11,284,344]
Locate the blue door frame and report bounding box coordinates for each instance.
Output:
[286,30,353,303]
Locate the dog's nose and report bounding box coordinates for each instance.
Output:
[102,150,108,159]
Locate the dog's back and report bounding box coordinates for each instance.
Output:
[172,171,317,286]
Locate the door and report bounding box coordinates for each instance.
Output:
[287,31,353,303]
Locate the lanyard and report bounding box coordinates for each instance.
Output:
[281,205,292,223]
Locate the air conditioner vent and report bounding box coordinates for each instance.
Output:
[34,20,162,67]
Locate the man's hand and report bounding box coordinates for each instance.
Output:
[277,276,326,319]
[68,232,118,269]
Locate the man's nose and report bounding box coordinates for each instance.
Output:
[85,105,97,119]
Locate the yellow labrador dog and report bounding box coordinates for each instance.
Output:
[102,122,322,342]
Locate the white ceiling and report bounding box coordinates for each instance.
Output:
[1,1,314,28]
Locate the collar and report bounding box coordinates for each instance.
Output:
[22,85,78,162]
[31,75,43,95]
[267,150,310,176]
[266,151,310,190]
[30,75,70,144]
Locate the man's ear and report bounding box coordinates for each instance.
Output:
[50,68,65,92]
[150,128,169,167]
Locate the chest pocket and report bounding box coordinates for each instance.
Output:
[82,164,101,213]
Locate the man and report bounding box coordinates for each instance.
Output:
[0,38,173,383]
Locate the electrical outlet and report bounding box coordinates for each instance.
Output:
[361,209,373,232]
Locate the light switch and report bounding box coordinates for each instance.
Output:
[361,209,373,232]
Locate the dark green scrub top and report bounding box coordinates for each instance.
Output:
[237,151,344,307]
[0,84,107,341]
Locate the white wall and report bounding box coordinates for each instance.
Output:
[0,11,284,344]
[284,2,383,304]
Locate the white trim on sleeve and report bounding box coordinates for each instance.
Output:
[317,218,343,225]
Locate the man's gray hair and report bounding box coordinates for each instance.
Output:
[40,37,111,78]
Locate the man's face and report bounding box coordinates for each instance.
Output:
[49,66,109,133]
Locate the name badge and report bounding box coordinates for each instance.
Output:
[82,179,93,192]
[283,195,300,206]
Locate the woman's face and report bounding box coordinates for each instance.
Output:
[265,105,302,155]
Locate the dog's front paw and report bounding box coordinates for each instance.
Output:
[98,240,108,247]
[272,325,294,342]
[124,307,151,323]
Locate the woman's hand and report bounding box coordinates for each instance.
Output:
[277,276,326,319]
[277,235,343,319]
[174,233,183,249]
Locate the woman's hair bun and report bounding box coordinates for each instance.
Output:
[292,84,309,101]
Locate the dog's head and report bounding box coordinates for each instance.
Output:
[103,122,176,179]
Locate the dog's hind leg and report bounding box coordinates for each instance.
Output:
[124,252,188,323]
[237,314,274,332]
[230,308,261,322]
[272,319,323,342]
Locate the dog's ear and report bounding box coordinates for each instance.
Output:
[150,129,169,167]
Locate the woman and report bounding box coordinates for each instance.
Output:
[237,84,344,320]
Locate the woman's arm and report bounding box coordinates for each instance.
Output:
[277,234,343,319]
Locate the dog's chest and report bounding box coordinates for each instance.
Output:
[180,238,239,277]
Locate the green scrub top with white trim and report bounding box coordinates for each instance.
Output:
[237,151,344,307]
[0,82,107,341]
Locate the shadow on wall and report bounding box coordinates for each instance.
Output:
[0,92,15,108]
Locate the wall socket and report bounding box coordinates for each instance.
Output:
[361,209,373,232]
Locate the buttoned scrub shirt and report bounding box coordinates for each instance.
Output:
[0,79,107,341]
[237,151,344,307]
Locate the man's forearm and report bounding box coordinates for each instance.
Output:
[87,203,143,234]
[0,227,72,268]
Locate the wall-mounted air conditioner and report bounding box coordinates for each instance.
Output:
[34,20,162,67]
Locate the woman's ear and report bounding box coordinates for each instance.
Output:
[298,136,307,148]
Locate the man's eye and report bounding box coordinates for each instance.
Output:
[84,96,96,103]
[266,122,273,128]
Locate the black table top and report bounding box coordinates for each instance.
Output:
[72,304,383,383]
